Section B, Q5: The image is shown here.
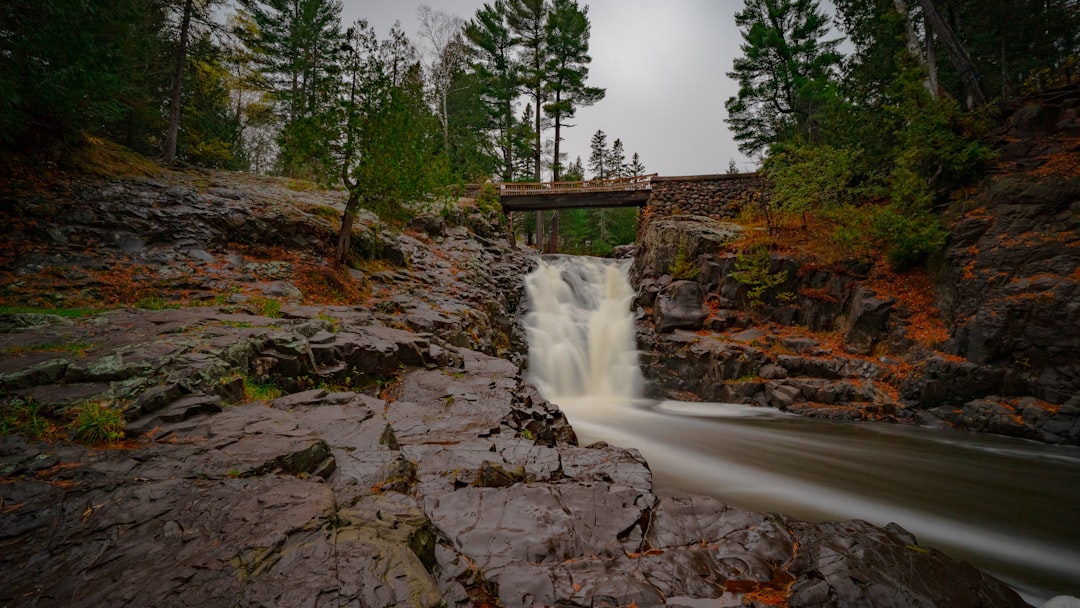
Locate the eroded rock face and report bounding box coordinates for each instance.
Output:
[632,91,1080,444]
[0,310,1030,607]
[654,280,708,333]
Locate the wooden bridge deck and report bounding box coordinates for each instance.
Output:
[495,174,656,211]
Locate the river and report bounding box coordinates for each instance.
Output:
[523,255,1080,605]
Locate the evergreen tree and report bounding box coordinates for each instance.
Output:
[609,138,626,178]
[626,152,646,177]
[336,20,447,264]
[0,0,170,151]
[724,0,841,156]
[178,33,245,168]
[464,1,519,181]
[239,0,344,179]
[164,0,227,163]
[543,0,604,181]
[506,0,550,181]
[587,129,608,179]
[563,155,585,180]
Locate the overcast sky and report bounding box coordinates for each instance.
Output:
[343,1,758,177]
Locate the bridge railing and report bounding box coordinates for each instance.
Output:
[499,173,656,196]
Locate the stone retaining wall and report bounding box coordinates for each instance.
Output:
[645,173,769,221]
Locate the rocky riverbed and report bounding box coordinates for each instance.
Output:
[0,148,1055,605]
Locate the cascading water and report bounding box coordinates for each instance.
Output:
[523,255,643,402]
[522,254,1080,605]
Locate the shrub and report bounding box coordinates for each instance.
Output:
[70,401,125,443]
[0,398,56,440]
[731,245,787,307]
[870,205,949,271]
[243,375,283,402]
[669,247,700,280]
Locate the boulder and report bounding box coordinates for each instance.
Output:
[654,280,708,333]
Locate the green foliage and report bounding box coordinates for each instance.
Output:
[4,342,94,357]
[178,34,245,170]
[70,401,125,444]
[243,375,283,402]
[731,245,788,307]
[0,0,170,151]
[134,295,181,311]
[0,398,55,440]
[868,205,949,271]
[0,306,104,318]
[247,297,282,318]
[669,248,700,280]
[725,0,842,156]
[764,143,859,220]
[241,0,344,180]
[476,182,501,214]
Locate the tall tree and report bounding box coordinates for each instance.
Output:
[506,0,550,182]
[239,0,344,179]
[913,0,985,107]
[335,20,447,264]
[543,0,604,181]
[0,0,170,151]
[587,129,608,179]
[506,0,551,248]
[542,0,603,252]
[164,0,197,163]
[609,138,626,178]
[464,1,519,181]
[724,0,841,156]
[178,32,245,168]
[417,5,466,153]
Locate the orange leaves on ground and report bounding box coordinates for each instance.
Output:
[724,569,795,608]
[797,287,838,303]
[866,263,950,349]
[1030,136,1080,178]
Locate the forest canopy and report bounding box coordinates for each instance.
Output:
[1,0,1075,261]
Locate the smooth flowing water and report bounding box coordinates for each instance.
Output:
[523,255,1080,605]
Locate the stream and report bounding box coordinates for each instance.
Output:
[523,255,1080,605]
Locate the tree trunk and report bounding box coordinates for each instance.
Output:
[164,0,195,163]
[894,0,937,98]
[336,191,360,266]
[915,0,986,107]
[548,210,559,253]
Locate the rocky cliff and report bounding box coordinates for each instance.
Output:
[632,87,1080,446]
[0,152,1033,606]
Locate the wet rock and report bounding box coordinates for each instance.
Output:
[654,280,708,333]
[845,286,895,355]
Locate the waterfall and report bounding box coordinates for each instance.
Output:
[523,255,644,402]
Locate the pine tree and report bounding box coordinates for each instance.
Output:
[506,0,550,182]
[724,0,841,155]
[626,152,646,177]
[563,155,585,180]
[609,138,626,178]
[178,33,245,168]
[0,0,170,150]
[464,1,519,181]
[336,20,447,263]
[239,0,344,179]
[543,0,604,181]
[587,129,608,179]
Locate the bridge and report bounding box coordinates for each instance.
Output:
[496,174,656,211]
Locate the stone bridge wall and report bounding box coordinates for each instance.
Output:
[644,173,769,222]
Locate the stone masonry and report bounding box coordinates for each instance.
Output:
[645,173,769,222]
